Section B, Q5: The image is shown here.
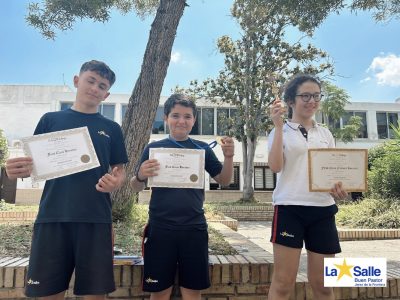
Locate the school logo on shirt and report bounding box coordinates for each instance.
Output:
[324,258,386,287]
[98,130,110,138]
[145,277,159,283]
[280,231,294,238]
[27,278,40,285]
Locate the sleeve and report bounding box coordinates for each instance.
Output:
[110,124,128,165]
[33,114,49,135]
[205,148,223,178]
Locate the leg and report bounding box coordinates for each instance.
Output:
[180,287,201,300]
[83,296,106,300]
[268,243,302,300]
[39,291,66,300]
[150,287,173,300]
[307,250,335,300]
[74,223,115,296]
[25,223,74,298]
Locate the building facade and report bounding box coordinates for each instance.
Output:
[1,84,399,200]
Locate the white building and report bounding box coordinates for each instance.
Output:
[1,84,399,202]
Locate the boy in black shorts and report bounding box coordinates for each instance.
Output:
[5,60,128,300]
[130,94,234,300]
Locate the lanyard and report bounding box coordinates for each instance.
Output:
[168,135,217,150]
[285,122,308,140]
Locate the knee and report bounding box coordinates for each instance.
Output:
[150,287,173,300]
[309,279,333,297]
[271,274,296,296]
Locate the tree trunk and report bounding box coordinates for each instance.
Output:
[112,0,187,217]
[242,137,256,201]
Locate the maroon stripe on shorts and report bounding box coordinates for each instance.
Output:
[271,206,279,243]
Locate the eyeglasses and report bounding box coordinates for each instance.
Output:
[295,93,324,102]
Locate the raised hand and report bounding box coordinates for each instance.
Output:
[96,166,125,193]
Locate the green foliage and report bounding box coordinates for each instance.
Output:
[0,129,8,167]
[273,0,400,32]
[337,198,400,229]
[177,0,335,201]
[112,193,138,222]
[389,119,400,139]
[26,0,159,39]
[319,82,361,143]
[368,140,400,199]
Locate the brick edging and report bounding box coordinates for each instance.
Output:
[0,211,37,222]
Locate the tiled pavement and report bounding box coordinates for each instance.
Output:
[237,221,400,277]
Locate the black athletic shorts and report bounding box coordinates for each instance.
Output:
[270,204,341,254]
[25,222,115,297]
[142,223,210,292]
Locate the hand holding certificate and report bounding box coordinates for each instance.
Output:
[308,148,368,192]
[22,127,100,182]
[148,148,205,189]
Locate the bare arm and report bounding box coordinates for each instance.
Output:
[213,137,234,186]
[130,159,159,192]
[268,100,285,173]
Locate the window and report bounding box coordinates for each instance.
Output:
[121,104,128,120]
[377,112,399,139]
[217,108,229,135]
[343,111,368,138]
[201,108,214,135]
[152,107,165,134]
[98,104,115,121]
[210,166,240,190]
[254,166,275,190]
[60,102,73,110]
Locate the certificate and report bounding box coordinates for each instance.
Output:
[148,148,205,189]
[308,148,368,192]
[22,127,100,182]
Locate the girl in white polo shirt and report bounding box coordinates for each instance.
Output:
[267,74,348,300]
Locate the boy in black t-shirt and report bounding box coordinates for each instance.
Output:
[131,94,234,300]
[5,60,128,300]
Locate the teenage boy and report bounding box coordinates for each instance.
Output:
[5,60,128,300]
[130,93,234,300]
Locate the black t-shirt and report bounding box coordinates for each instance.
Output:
[139,138,223,230]
[34,108,128,224]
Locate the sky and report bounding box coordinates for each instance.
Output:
[1,0,400,103]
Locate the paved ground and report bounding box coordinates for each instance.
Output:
[237,221,400,274]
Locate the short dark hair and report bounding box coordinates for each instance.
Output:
[80,60,116,87]
[164,94,197,118]
[283,74,321,118]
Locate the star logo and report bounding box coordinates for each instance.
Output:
[334,259,354,281]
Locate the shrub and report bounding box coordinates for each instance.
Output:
[0,129,8,167]
[368,140,400,199]
[337,198,400,229]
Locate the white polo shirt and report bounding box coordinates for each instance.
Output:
[268,121,335,207]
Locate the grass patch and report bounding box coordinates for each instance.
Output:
[0,222,33,257]
[0,200,38,212]
[0,204,237,257]
[337,198,400,229]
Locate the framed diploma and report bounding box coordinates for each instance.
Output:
[22,127,100,182]
[148,148,205,189]
[308,148,368,192]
